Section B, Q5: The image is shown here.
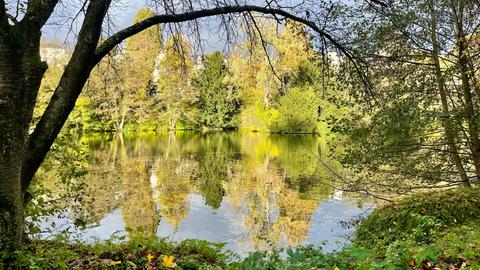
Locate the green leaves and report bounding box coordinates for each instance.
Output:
[191,51,240,129]
[276,86,319,133]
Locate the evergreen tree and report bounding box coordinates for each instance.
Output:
[192,51,240,129]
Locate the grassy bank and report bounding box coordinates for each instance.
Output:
[5,188,480,269]
[348,188,480,269]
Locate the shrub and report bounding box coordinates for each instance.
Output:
[354,188,480,252]
[275,87,319,133]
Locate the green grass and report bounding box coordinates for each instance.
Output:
[5,188,480,269]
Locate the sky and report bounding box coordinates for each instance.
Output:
[42,0,145,44]
[41,0,224,52]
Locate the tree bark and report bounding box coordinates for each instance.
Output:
[0,156,24,254]
[0,25,27,253]
[0,16,47,254]
[452,0,480,182]
[0,0,87,253]
[429,0,470,187]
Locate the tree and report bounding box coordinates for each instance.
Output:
[0,0,351,253]
[228,21,318,131]
[277,87,319,133]
[255,22,314,107]
[156,33,195,130]
[121,8,162,130]
[192,51,240,129]
[84,51,124,131]
[85,8,162,131]
[334,0,480,190]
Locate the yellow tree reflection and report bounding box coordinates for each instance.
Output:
[154,158,195,229]
[82,134,161,236]
[225,133,327,251]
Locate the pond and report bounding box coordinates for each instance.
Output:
[38,131,372,256]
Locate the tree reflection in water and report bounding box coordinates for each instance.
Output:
[45,131,357,252]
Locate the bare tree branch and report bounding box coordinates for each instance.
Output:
[247,11,283,89]
[93,5,354,66]
[6,13,18,24]
[366,0,389,8]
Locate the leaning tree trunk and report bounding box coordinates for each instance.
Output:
[1,0,113,253]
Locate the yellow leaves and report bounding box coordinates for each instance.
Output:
[144,251,176,268]
[145,252,156,270]
[162,255,177,268]
[111,260,122,266]
[147,252,155,262]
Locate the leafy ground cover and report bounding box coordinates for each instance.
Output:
[4,188,480,269]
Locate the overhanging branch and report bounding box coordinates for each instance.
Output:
[6,13,18,24]
[94,5,355,66]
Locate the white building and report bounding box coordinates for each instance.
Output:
[39,40,71,66]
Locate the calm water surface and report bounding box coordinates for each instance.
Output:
[40,131,371,256]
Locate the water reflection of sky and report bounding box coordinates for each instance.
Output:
[41,193,371,256]
[38,132,374,256]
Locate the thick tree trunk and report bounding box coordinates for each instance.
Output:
[0,28,28,253]
[0,12,48,253]
[4,2,114,253]
[22,0,112,189]
[0,157,24,253]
